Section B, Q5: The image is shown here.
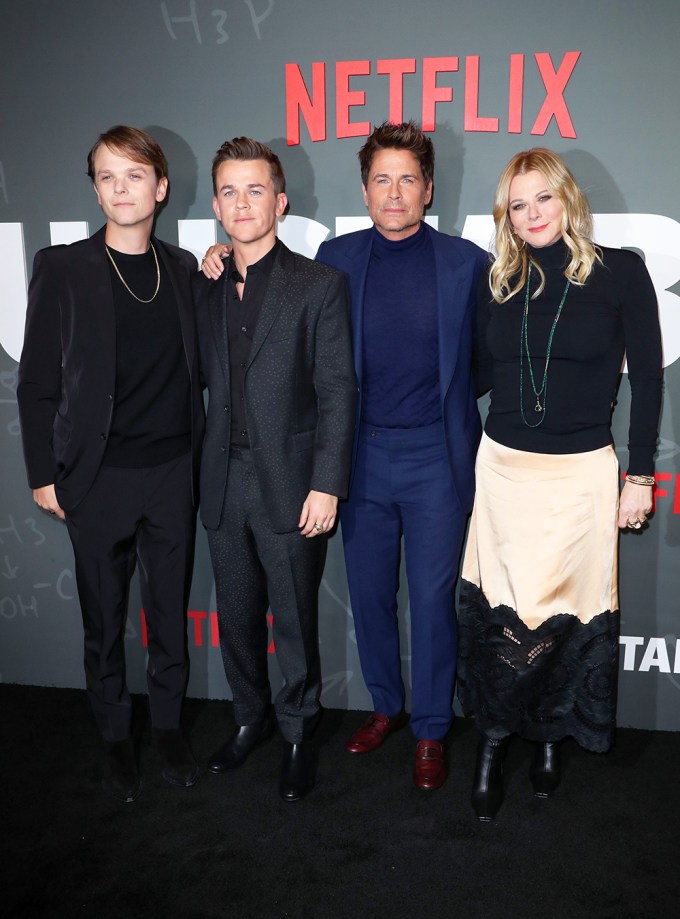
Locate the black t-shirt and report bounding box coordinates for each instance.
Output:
[103,244,191,467]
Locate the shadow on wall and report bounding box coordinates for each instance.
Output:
[144,125,199,242]
[424,123,465,236]
[561,149,628,216]
[268,137,319,220]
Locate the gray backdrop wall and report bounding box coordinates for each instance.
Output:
[1,0,679,730]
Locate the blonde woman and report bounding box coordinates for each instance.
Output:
[459,148,663,821]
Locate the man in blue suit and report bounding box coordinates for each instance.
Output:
[316,121,487,790]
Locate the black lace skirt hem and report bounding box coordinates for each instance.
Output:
[457,580,620,753]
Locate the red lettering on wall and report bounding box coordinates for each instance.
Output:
[285,62,326,145]
[508,53,524,134]
[267,613,275,654]
[378,58,417,125]
[421,56,458,132]
[653,472,673,513]
[138,610,278,652]
[336,60,371,139]
[531,51,580,138]
[188,609,208,646]
[286,53,581,144]
[464,56,499,132]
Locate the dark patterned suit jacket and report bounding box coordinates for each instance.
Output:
[194,241,357,533]
[17,225,205,512]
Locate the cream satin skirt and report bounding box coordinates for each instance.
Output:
[458,433,621,752]
[462,433,619,629]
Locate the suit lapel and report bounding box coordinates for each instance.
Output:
[246,242,291,370]
[339,231,373,382]
[430,225,471,399]
[208,271,231,385]
[80,226,117,367]
[154,236,196,374]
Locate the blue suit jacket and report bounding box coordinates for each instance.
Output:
[317,223,487,514]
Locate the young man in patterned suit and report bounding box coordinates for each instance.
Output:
[194,138,356,801]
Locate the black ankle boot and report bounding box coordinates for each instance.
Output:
[102,738,141,803]
[279,741,315,802]
[530,741,561,798]
[152,728,199,787]
[471,735,508,821]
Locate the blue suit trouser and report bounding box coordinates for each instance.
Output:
[340,421,467,741]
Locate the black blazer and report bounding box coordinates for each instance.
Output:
[194,241,357,533]
[17,226,205,512]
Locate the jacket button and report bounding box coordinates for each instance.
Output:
[100,433,107,440]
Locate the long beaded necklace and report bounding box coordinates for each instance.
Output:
[105,243,160,303]
[519,263,570,427]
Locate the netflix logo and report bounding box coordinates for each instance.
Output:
[140,609,276,652]
[286,52,581,145]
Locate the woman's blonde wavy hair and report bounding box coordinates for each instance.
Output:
[489,147,601,303]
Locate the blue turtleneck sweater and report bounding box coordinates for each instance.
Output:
[476,238,663,474]
[361,223,440,428]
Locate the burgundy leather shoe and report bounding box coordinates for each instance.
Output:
[413,739,447,791]
[345,711,408,754]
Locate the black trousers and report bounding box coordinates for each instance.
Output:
[207,448,326,744]
[65,454,195,742]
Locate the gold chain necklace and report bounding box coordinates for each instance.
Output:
[105,243,160,303]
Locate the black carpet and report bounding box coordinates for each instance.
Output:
[2,684,678,919]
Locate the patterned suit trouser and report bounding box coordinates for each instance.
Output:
[207,448,326,743]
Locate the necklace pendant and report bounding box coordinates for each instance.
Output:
[534,397,543,413]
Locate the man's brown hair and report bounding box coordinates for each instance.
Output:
[358,120,434,187]
[211,137,286,196]
[87,125,168,181]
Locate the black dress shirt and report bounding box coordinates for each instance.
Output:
[227,240,281,447]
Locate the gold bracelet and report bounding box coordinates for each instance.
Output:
[626,474,655,486]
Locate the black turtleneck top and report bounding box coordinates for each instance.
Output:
[476,239,663,474]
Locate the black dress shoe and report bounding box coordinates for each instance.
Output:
[208,718,273,773]
[279,741,315,802]
[152,728,199,787]
[471,735,509,821]
[530,741,561,798]
[102,738,141,803]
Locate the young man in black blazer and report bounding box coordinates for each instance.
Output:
[18,126,205,803]
[194,138,356,801]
